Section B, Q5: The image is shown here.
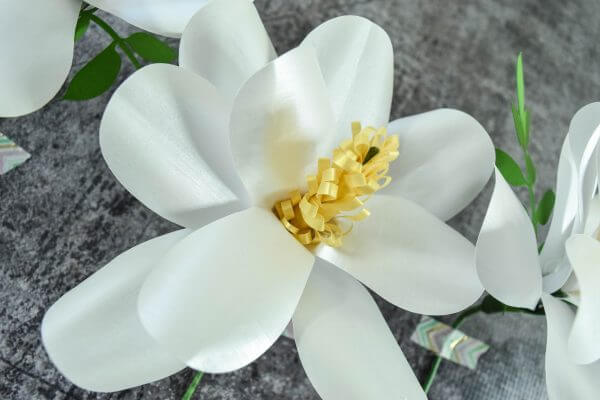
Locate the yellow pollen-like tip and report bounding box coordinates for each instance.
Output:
[274,122,399,248]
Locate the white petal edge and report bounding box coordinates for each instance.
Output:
[475,168,542,309]
[293,259,427,400]
[539,139,577,287]
[583,195,600,235]
[317,194,483,316]
[565,235,600,364]
[229,45,336,208]
[0,0,80,117]
[138,207,314,372]
[541,103,600,291]
[100,63,248,229]
[302,15,393,143]
[543,294,600,400]
[383,109,495,220]
[180,0,276,102]
[88,0,210,38]
[42,230,189,392]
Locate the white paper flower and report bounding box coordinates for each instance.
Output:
[475,102,600,399]
[41,0,495,397]
[0,0,211,117]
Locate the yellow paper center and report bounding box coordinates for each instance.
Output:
[273,122,399,248]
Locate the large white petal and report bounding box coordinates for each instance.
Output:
[180,0,276,102]
[565,235,600,364]
[382,109,494,220]
[571,104,600,234]
[0,0,80,117]
[100,63,248,229]
[583,195,600,235]
[475,169,542,309]
[539,139,578,291]
[87,0,208,38]
[541,103,600,291]
[302,16,393,142]
[293,259,426,400]
[41,230,189,392]
[138,207,314,373]
[317,194,483,315]
[229,45,336,208]
[543,294,600,400]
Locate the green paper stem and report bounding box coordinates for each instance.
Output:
[182,371,204,400]
[89,14,142,69]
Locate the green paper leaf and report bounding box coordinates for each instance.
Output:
[481,295,507,314]
[516,53,526,118]
[536,189,556,225]
[525,153,536,184]
[511,104,526,149]
[64,42,122,100]
[74,13,91,41]
[495,148,527,186]
[125,32,176,63]
[513,53,531,149]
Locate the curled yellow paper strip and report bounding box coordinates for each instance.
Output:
[274,122,399,247]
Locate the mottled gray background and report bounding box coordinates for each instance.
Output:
[1,0,599,399]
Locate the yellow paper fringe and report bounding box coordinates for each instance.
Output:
[274,122,399,247]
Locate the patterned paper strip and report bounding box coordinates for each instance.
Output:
[0,132,30,174]
[411,316,489,370]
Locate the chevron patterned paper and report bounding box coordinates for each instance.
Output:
[0,132,30,175]
[411,316,489,370]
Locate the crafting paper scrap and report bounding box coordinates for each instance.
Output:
[0,132,30,174]
[411,316,489,370]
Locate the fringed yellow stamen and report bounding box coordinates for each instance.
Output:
[273,122,399,248]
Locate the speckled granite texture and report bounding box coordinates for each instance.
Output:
[1,0,599,399]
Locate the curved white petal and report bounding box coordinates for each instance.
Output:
[540,139,578,292]
[42,230,189,392]
[302,16,393,142]
[230,46,336,208]
[571,104,600,234]
[566,235,600,364]
[180,0,276,102]
[317,194,483,315]
[543,294,600,400]
[293,259,426,400]
[138,207,314,373]
[583,195,600,235]
[382,109,494,220]
[100,64,248,229]
[87,0,208,38]
[0,0,80,117]
[561,272,581,306]
[475,169,542,309]
[541,103,600,291]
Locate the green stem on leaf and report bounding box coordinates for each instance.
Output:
[88,14,142,69]
[422,305,483,394]
[182,371,204,400]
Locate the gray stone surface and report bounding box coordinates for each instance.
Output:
[1,0,599,399]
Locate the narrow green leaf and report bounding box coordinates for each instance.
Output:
[516,53,525,116]
[495,148,527,186]
[536,189,556,225]
[524,108,531,146]
[64,42,122,100]
[511,104,526,148]
[125,32,176,63]
[515,53,529,148]
[525,153,536,184]
[74,14,91,41]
